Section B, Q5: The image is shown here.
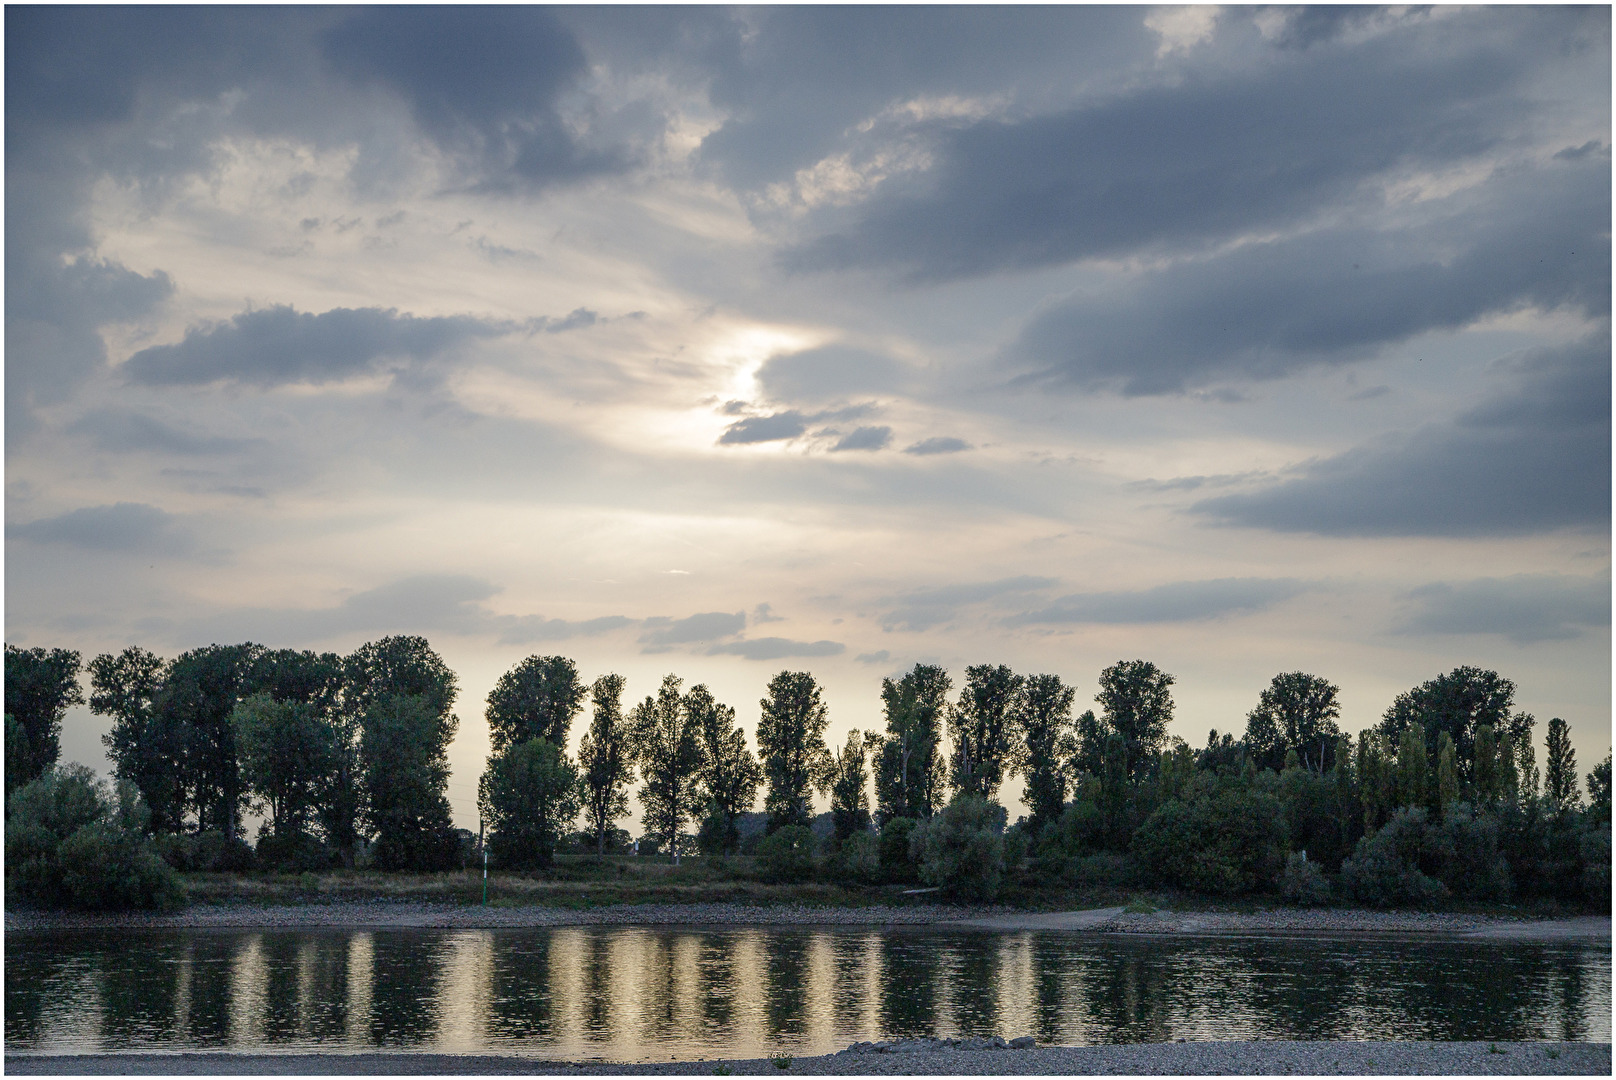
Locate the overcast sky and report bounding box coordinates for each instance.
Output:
[7,5,1610,829]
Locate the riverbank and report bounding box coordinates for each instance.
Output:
[7,1041,1610,1075]
[6,899,1608,938]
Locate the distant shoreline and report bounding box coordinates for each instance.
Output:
[6,900,1608,939]
[6,1041,1611,1076]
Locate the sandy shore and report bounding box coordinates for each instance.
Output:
[7,1041,1610,1075]
[6,900,1609,939]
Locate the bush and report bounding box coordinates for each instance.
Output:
[1580,821,1610,904]
[697,811,737,858]
[1131,784,1286,896]
[910,795,1005,902]
[823,829,882,884]
[1437,804,1510,901]
[255,831,332,873]
[878,817,919,882]
[755,824,817,883]
[1279,853,1332,905]
[6,765,183,911]
[1340,807,1449,907]
[1052,795,1104,859]
[1062,853,1136,888]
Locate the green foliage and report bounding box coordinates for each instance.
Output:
[910,794,1006,901]
[1340,807,1449,907]
[1278,762,1351,870]
[948,663,1023,800]
[823,828,882,884]
[629,675,707,862]
[1009,673,1076,829]
[7,714,32,803]
[344,635,458,721]
[755,823,817,883]
[756,670,831,832]
[1279,853,1332,905]
[1545,717,1578,814]
[1244,672,1341,774]
[1131,781,1286,896]
[4,645,83,790]
[359,693,459,871]
[6,765,182,910]
[878,816,920,882]
[1052,784,1105,858]
[1095,660,1174,782]
[232,693,338,841]
[480,737,581,869]
[826,729,876,842]
[578,673,635,856]
[1380,667,1516,784]
[1472,725,1500,804]
[1436,803,1510,901]
[486,655,586,754]
[1435,732,1458,818]
[90,646,186,834]
[1587,754,1612,825]
[689,683,762,854]
[1395,723,1429,810]
[874,664,949,823]
[1578,821,1610,901]
[161,643,264,838]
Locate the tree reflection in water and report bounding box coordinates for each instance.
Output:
[5,927,1609,1061]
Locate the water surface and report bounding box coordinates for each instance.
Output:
[6,927,1608,1061]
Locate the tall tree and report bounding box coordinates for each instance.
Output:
[343,635,458,722]
[874,664,949,822]
[1095,660,1174,782]
[486,655,587,753]
[1009,672,1076,829]
[1100,733,1129,849]
[1472,724,1500,803]
[159,643,265,839]
[1380,667,1514,782]
[1243,672,1342,773]
[629,675,707,863]
[1544,717,1579,814]
[479,737,580,869]
[252,649,345,717]
[577,673,634,856]
[687,683,762,854]
[1510,713,1540,803]
[1587,754,1612,825]
[757,670,832,832]
[1435,731,1458,818]
[948,664,1024,801]
[1395,722,1429,809]
[90,647,184,833]
[826,729,878,843]
[232,693,338,840]
[4,646,84,789]
[359,693,459,870]
[1071,709,1108,777]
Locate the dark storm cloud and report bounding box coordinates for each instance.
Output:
[755,345,904,404]
[1005,578,1307,626]
[882,575,1057,631]
[1193,334,1611,537]
[708,637,845,660]
[1393,575,1610,645]
[1006,155,1609,393]
[791,8,1592,281]
[323,6,623,189]
[7,502,194,555]
[639,611,747,649]
[67,408,258,456]
[832,426,892,452]
[904,437,972,456]
[122,306,511,388]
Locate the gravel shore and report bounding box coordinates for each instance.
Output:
[7,1041,1610,1075]
[6,900,1608,939]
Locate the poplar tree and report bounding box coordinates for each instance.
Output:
[1010,673,1077,829]
[1545,717,1579,814]
[874,664,949,822]
[1396,722,1429,809]
[4,645,84,790]
[1095,660,1174,782]
[826,729,879,842]
[1435,731,1458,818]
[1472,724,1500,803]
[757,670,832,832]
[688,683,762,854]
[578,673,634,856]
[629,675,706,863]
[948,663,1024,801]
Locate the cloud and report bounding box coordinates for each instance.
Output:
[790,9,1588,280]
[855,649,892,664]
[492,614,635,646]
[904,436,972,455]
[718,412,808,445]
[1192,334,1610,536]
[543,307,598,333]
[122,305,510,388]
[708,637,846,660]
[7,502,194,555]
[639,610,747,648]
[66,408,257,455]
[756,345,903,404]
[1005,578,1307,625]
[1004,156,1609,393]
[832,426,892,452]
[1393,575,1610,645]
[883,575,1058,631]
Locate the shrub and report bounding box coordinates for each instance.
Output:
[878,817,919,883]
[1131,784,1286,896]
[154,830,257,872]
[1340,807,1449,907]
[1053,795,1105,859]
[824,829,882,884]
[255,831,332,873]
[1437,803,1510,901]
[1279,853,1332,906]
[1580,821,1610,903]
[6,765,183,911]
[1062,853,1136,888]
[696,810,735,858]
[755,824,817,883]
[910,795,1005,902]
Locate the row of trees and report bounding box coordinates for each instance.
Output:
[7,640,1611,908]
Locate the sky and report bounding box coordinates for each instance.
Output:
[6,5,1610,831]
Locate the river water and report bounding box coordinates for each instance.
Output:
[5,927,1609,1061]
